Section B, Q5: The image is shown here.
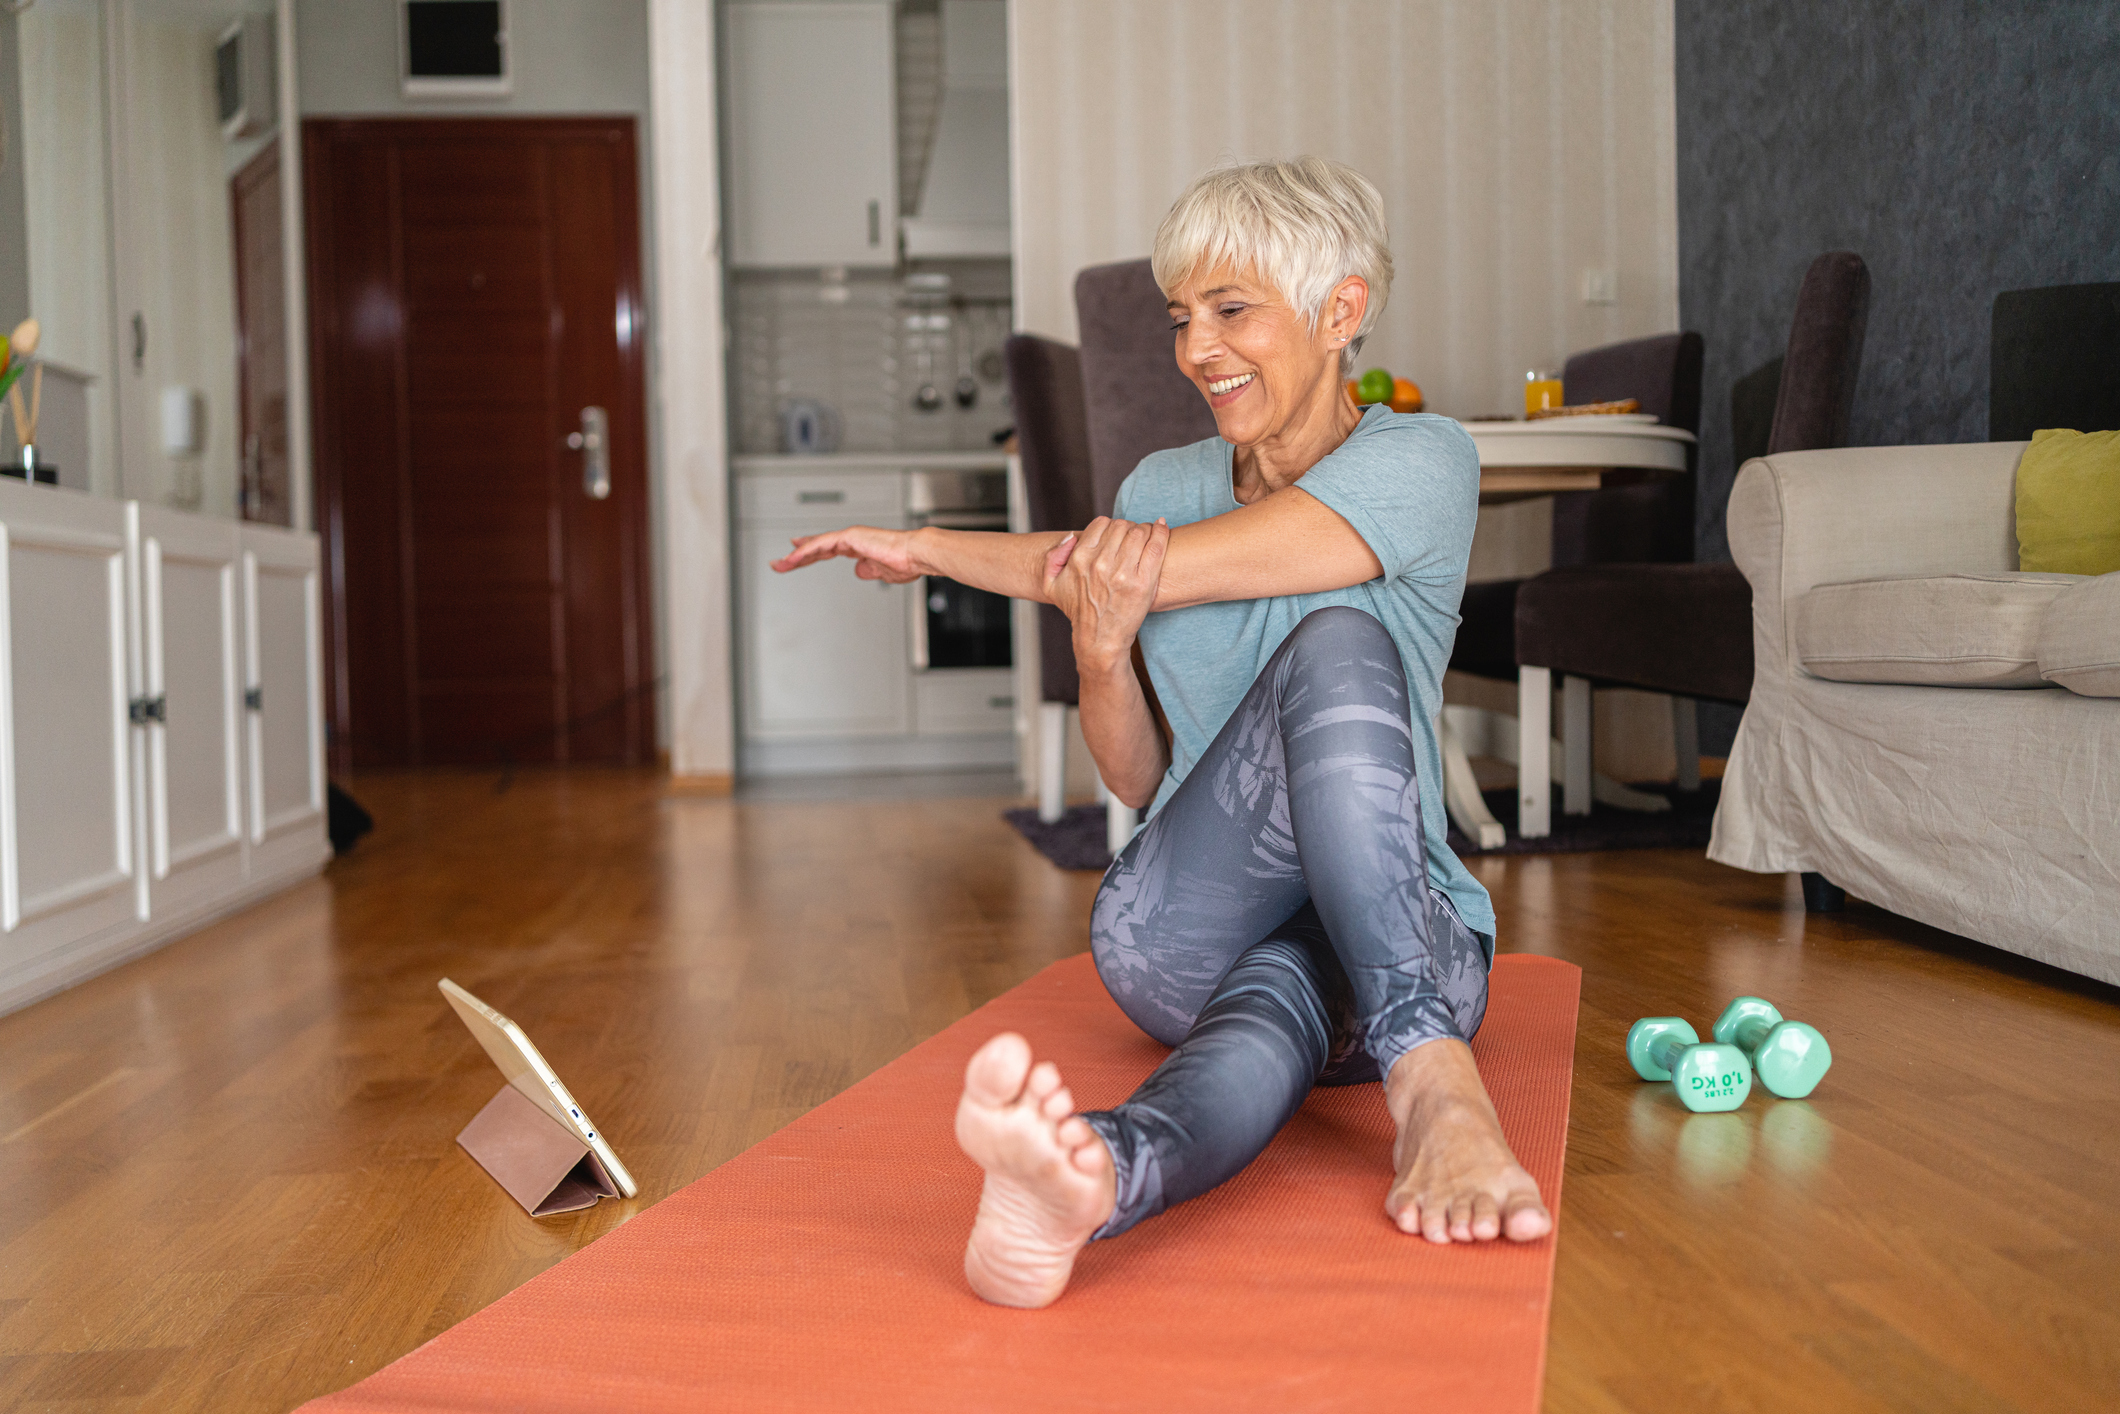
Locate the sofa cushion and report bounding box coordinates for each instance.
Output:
[2038,573,2120,697]
[2016,428,2120,575]
[1794,572,2086,687]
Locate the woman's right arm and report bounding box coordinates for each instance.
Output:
[1049,518,1172,809]
[770,524,1076,603]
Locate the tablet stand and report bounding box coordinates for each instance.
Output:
[457,1083,619,1216]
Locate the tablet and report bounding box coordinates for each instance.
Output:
[439,978,638,1198]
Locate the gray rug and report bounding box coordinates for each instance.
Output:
[1004,781,1720,871]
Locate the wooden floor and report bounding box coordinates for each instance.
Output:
[0,770,2114,1413]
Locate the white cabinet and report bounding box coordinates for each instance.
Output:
[0,484,328,1017]
[240,524,326,879]
[135,504,245,924]
[735,460,1020,777]
[723,1,898,268]
[0,488,140,971]
[737,471,912,739]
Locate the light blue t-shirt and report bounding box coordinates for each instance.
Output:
[1114,403,1494,937]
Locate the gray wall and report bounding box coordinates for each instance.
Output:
[1677,0,2120,564]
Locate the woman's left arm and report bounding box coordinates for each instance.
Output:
[1133,485,1385,611]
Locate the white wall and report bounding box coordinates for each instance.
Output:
[1008,0,1687,781]
[15,2,119,499]
[296,0,650,117]
[110,4,255,518]
[1008,0,1679,419]
[646,0,732,783]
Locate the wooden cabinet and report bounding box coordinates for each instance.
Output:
[722,1,898,269]
[0,485,328,1016]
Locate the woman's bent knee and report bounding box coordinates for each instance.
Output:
[1286,605,1392,654]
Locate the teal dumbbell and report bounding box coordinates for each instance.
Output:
[1713,996,1832,1099]
[1625,1017,1753,1112]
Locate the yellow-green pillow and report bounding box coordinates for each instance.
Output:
[2016,428,2120,574]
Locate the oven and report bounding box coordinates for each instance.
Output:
[906,469,1013,671]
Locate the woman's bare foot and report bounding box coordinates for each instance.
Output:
[955,1032,1117,1308]
[1383,1039,1552,1243]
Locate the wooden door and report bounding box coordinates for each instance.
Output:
[231,145,291,527]
[304,118,654,770]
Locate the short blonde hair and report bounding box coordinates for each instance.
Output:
[1151,157,1393,376]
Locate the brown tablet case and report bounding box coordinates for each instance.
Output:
[457,1083,620,1217]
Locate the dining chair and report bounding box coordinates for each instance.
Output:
[1448,333,1703,808]
[1073,259,1219,516]
[1513,250,1871,842]
[1003,333,1097,824]
[1071,258,1219,850]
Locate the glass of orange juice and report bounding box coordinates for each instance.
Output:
[1524,369,1563,418]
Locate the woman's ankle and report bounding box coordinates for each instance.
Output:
[1383,1038,1484,1130]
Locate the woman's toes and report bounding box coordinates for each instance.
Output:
[1421,1200,1451,1244]
[1447,1195,1475,1242]
[1040,1085,1075,1121]
[1470,1192,1501,1240]
[1060,1119,1110,1178]
[964,1034,1032,1106]
[1025,1060,1063,1102]
[1504,1193,1553,1241]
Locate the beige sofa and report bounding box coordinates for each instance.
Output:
[1710,442,2120,983]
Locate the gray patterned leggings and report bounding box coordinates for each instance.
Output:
[1081,606,1493,1238]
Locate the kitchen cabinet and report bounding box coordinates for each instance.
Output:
[738,522,913,740]
[0,484,328,1016]
[734,457,1019,776]
[723,1,898,269]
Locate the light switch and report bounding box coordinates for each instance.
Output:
[160,386,206,456]
[1580,268,1618,305]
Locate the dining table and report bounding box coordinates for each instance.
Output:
[1441,414,1698,848]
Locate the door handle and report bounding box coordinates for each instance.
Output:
[567,406,611,500]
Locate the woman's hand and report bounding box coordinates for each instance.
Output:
[771,526,926,583]
[1047,516,1171,674]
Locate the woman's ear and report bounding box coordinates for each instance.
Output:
[1328,276,1370,347]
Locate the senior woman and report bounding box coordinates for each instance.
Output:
[773,157,1549,1309]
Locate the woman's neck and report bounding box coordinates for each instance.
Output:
[1229,371,1364,504]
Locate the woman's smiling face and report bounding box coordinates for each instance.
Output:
[1166,265,1366,447]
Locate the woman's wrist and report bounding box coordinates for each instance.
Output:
[1074,640,1136,680]
[900,525,940,578]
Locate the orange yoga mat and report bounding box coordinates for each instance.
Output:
[308,953,1580,1414]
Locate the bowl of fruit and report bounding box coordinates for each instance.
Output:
[1346,367,1424,414]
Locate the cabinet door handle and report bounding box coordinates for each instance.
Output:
[796,490,845,505]
[867,199,881,248]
